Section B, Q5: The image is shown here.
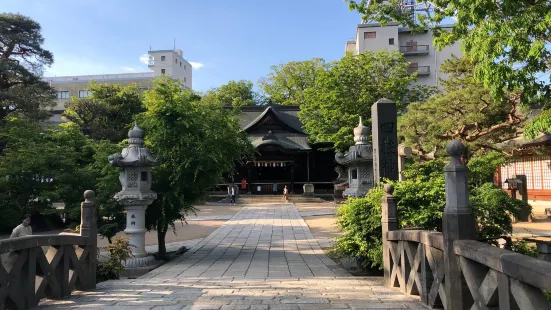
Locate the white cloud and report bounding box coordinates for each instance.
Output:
[120,66,138,72]
[189,62,204,70]
[139,54,150,65]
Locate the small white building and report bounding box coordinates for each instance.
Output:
[345,22,462,88]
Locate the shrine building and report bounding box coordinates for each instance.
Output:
[228,104,336,195]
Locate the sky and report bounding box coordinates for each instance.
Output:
[3,0,362,92]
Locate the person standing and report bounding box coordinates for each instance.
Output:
[241,178,247,194]
[283,185,288,201]
[10,215,32,238]
[230,186,236,205]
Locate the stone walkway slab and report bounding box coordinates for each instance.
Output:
[39,203,422,309]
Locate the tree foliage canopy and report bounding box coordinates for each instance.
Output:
[259,58,326,106]
[0,118,98,231]
[0,13,55,121]
[63,82,144,142]
[399,56,525,158]
[201,80,258,108]
[299,50,433,151]
[345,0,551,101]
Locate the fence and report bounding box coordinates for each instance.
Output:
[381,141,551,309]
[0,190,97,310]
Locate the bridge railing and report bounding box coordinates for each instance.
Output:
[381,141,551,310]
[0,190,97,310]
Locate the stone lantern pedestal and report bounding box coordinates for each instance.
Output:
[108,122,160,277]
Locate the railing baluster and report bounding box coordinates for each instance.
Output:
[382,184,398,287]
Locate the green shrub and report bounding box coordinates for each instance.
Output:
[332,154,531,270]
[97,236,133,282]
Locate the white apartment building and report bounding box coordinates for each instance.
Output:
[345,22,462,88]
[44,49,192,124]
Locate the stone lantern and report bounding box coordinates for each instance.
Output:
[335,117,374,197]
[108,122,159,275]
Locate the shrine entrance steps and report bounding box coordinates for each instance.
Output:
[234,195,328,204]
[39,203,423,309]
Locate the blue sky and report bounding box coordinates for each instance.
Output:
[3,0,361,92]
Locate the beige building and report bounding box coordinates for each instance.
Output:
[345,23,462,88]
[44,49,192,124]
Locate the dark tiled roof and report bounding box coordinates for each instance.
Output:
[520,132,551,148]
[237,105,304,134]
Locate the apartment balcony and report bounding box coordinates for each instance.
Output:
[399,45,430,55]
[408,65,431,76]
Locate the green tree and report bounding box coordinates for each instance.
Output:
[399,56,525,159]
[0,13,55,122]
[63,82,144,142]
[140,77,254,257]
[345,0,551,101]
[300,50,433,151]
[201,80,258,108]
[259,58,326,105]
[0,118,97,232]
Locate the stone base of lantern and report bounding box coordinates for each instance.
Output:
[303,183,314,196]
[121,255,160,278]
[343,185,372,198]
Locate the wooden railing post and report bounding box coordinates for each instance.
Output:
[78,190,97,289]
[442,141,476,310]
[382,184,398,286]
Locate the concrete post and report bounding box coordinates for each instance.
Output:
[79,190,97,289]
[442,140,476,310]
[381,184,398,286]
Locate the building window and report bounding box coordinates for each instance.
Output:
[78,90,91,98]
[351,169,358,180]
[364,32,376,39]
[180,62,182,67]
[161,56,165,61]
[175,59,178,64]
[56,91,69,99]
[184,64,187,70]
[184,77,187,83]
[161,69,165,74]
[389,38,395,45]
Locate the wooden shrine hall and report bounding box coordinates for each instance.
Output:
[228,105,335,195]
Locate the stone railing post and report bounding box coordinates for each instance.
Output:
[442,141,476,310]
[79,190,97,289]
[382,184,398,286]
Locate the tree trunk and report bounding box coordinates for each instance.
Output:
[156,221,168,259]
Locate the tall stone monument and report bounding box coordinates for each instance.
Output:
[335,117,374,197]
[372,98,399,184]
[108,122,160,276]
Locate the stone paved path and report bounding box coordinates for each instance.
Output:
[39,203,422,310]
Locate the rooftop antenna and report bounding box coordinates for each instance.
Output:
[173,38,176,50]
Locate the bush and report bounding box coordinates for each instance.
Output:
[332,155,531,270]
[330,188,384,269]
[97,236,133,282]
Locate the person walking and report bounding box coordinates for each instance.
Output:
[230,186,236,205]
[283,185,288,202]
[11,214,32,238]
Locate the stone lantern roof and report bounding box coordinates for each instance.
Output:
[108,122,160,168]
[335,117,373,165]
